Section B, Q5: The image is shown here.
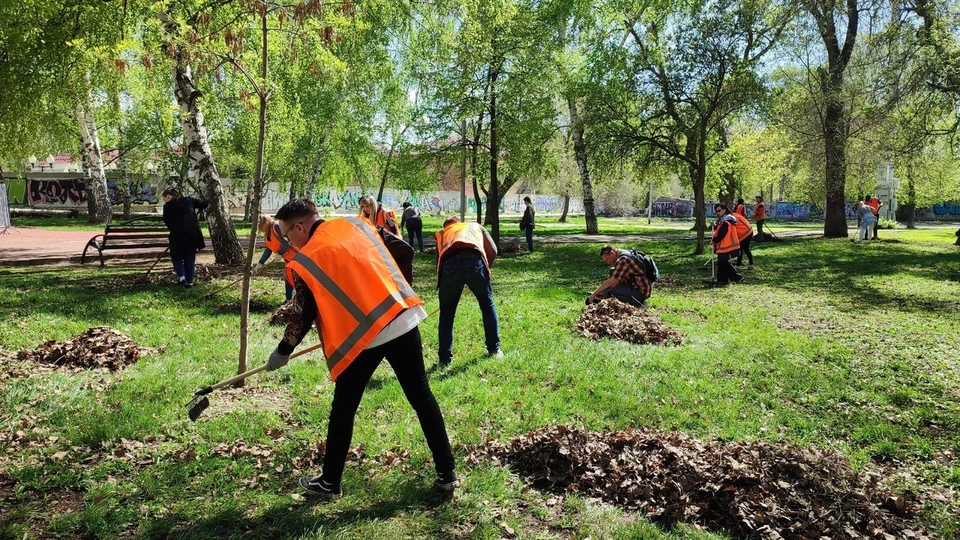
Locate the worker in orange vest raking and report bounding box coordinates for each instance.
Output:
[435,216,502,367]
[709,203,743,285]
[358,194,400,236]
[255,215,298,302]
[865,194,882,240]
[730,210,755,268]
[753,195,767,241]
[264,198,458,498]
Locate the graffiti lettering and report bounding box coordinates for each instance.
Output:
[28,179,87,206]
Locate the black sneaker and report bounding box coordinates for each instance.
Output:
[299,476,342,498]
[434,470,459,492]
[185,282,195,288]
[438,358,451,368]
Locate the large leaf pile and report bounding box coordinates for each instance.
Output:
[576,298,684,346]
[17,327,151,371]
[268,300,296,326]
[465,425,928,539]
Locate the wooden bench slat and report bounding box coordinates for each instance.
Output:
[102,233,170,241]
[105,227,169,233]
[100,242,170,250]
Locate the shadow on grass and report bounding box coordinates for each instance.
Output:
[137,476,455,539]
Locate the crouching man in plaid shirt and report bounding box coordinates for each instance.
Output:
[586,245,652,308]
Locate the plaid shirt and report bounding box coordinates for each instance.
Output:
[612,251,652,299]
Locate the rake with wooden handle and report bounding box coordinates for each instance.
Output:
[186,342,324,421]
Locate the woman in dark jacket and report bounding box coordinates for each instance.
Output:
[519,196,536,253]
[162,187,208,287]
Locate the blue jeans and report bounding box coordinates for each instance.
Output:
[438,254,500,362]
[172,251,196,284]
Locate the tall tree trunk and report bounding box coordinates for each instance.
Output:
[237,12,270,382]
[688,128,707,255]
[377,143,396,201]
[567,97,599,234]
[171,51,243,264]
[822,92,849,237]
[559,191,569,222]
[76,97,112,224]
[488,69,501,246]
[808,0,858,238]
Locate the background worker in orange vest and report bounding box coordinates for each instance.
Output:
[359,194,400,236]
[266,198,458,497]
[435,217,502,366]
[730,211,755,268]
[710,204,744,285]
[733,198,747,217]
[753,196,767,241]
[255,215,297,302]
[865,195,882,239]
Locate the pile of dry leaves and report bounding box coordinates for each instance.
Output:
[268,300,296,325]
[500,241,527,254]
[465,425,928,539]
[576,298,683,346]
[653,275,684,287]
[17,326,153,371]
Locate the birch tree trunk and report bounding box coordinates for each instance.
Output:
[76,97,112,224]
[172,56,243,265]
[567,97,598,234]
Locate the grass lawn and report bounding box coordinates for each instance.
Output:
[0,227,958,538]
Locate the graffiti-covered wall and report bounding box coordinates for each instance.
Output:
[4,176,582,216]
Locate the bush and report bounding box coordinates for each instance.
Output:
[878,218,898,229]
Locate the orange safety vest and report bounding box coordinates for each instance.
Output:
[866,198,880,216]
[712,215,741,254]
[264,222,297,286]
[734,204,746,217]
[754,203,766,221]
[374,204,399,234]
[287,217,423,381]
[731,212,754,242]
[435,222,490,276]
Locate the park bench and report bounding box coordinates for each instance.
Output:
[81,216,169,266]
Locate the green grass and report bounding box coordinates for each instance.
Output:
[1,228,959,538]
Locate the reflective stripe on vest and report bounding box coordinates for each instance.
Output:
[435,222,489,276]
[732,213,753,242]
[289,217,421,380]
[713,215,741,254]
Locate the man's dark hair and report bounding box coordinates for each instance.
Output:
[162,186,180,199]
[275,198,318,221]
[402,202,411,209]
[715,203,728,212]
[755,195,763,202]
[600,244,617,256]
[443,216,460,228]
[864,195,872,202]
[737,198,744,204]
[523,196,532,204]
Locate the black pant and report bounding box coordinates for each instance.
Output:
[873,217,879,238]
[405,218,424,253]
[736,235,753,266]
[756,220,765,240]
[322,327,455,483]
[717,252,743,284]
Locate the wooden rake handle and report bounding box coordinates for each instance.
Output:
[209,342,324,392]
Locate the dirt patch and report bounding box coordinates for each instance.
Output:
[653,275,684,287]
[108,263,240,287]
[465,425,930,539]
[576,298,683,346]
[17,326,157,371]
[0,469,88,539]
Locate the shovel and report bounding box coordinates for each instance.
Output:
[185,342,323,421]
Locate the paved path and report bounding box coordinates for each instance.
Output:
[0,225,827,268]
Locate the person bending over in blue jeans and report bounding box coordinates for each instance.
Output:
[434,217,502,366]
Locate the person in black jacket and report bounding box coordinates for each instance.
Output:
[519,196,536,252]
[162,187,208,287]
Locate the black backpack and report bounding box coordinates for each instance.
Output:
[624,249,659,282]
